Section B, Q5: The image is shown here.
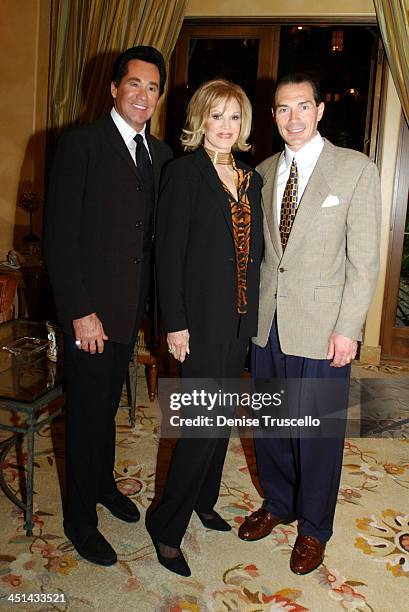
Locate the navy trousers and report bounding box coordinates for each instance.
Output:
[252,318,350,542]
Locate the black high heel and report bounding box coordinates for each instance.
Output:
[196,510,232,531]
[151,538,191,577]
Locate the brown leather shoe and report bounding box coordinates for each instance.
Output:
[290,535,326,575]
[238,508,293,541]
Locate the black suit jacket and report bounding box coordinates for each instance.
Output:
[44,115,173,344]
[155,146,263,343]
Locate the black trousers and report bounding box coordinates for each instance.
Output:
[148,336,249,548]
[63,268,149,531]
[252,317,350,542]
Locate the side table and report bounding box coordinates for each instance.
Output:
[0,320,63,535]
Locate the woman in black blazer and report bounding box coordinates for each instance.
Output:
[148,79,263,576]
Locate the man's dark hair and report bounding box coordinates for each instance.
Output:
[273,73,321,107]
[111,46,167,95]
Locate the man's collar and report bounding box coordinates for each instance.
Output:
[284,132,324,168]
[110,107,147,144]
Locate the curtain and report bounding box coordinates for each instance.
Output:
[373,0,409,125]
[48,0,186,134]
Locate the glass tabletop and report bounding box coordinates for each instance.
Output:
[0,320,63,404]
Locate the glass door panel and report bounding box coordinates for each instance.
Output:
[186,38,260,164]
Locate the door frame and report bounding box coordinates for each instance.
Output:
[169,20,381,163]
[381,115,409,358]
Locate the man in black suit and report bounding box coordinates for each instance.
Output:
[45,46,172,566]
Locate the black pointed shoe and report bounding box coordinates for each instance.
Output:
[99,491,140,523]
[64,525,117,566]
[151,539,191,577]
[196,510,232,532]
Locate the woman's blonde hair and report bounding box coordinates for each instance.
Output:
[180,79,252,152]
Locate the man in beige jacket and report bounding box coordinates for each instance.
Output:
[238,74,381,575]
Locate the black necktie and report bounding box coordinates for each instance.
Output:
[134,133,155,255]
[133,134,154,194]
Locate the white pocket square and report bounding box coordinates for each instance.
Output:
[322,195,340,208]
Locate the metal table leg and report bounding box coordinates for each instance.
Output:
[24,411,35,536]
[0,434,25,511]
[0,393,63,536]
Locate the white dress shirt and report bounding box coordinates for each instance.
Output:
[110,107,151,163]
[276,132,324,223]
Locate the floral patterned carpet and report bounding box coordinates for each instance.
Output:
[0,366,408,611]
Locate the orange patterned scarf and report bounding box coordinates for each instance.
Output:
[221,162,252,314]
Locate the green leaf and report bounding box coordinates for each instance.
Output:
[8,537,35,544]
[224,506,249,516]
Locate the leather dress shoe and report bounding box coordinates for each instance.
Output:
[99,491,140,523]
[238,508,294,541]
[290,535,326,575]
[64,525,117,566]
[196,510,232,531]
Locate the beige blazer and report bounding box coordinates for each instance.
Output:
[252,139,381,359]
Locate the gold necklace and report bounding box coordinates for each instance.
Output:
[204,146,234,166]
